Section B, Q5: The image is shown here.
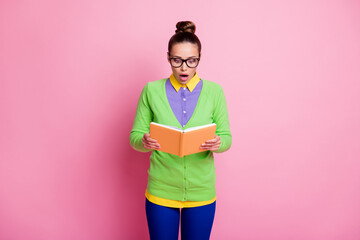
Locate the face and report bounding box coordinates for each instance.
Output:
[168,42,200,85]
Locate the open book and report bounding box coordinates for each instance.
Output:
[149,122,216,157]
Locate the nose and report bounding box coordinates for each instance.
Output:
[180,62,188,71]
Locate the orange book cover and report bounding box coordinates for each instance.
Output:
[149,122,216,157]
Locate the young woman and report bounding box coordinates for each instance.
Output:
[130,21,232,240]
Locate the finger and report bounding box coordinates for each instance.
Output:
[144,145,157,150]
[144,141,160,148]
[143,134,158,143]
[144,143,160,150]
[209,147,220,151]
[201,142,213,148]
[143,133,150,139]
[201,146,219,151]
[200,142,220,150]
[205,135,220,143]
[207,143,221,151]
[143,139,160,149]
[146,138,158,143]
[201,140,221,147]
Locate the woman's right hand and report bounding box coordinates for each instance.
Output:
[142,133,160,150]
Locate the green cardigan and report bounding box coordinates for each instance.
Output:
[130,78,232,201]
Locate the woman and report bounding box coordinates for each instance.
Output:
[130,21,232,240]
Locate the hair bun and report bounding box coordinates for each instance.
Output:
[175,21,196,34]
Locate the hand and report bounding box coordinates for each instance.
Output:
[200,135,221,152]
[142,133,160,150]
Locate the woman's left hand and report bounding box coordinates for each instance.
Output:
[200,135,221,152]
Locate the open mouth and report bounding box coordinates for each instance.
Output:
[179,74,189,82]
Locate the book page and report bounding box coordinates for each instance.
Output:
[183,123,216,133]
[150,122,182,132]
[149,122,182,156]
[183,124,216,156]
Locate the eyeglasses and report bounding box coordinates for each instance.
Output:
[169,57,200,68]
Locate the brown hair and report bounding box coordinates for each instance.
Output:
[168,21,202,56]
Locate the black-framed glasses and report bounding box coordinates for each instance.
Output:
[169,57,200,68]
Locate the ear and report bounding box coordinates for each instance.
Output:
[199,52,201,58]
[167,52,170,63]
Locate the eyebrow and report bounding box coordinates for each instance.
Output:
[171,55,198,59]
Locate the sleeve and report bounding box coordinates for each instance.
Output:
[213,85,232,153]
[129,83,153,152]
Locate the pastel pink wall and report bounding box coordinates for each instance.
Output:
[1,0,359,239]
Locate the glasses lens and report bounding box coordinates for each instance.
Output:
[186,58,199,68]
[170,58,182,67]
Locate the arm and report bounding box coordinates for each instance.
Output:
[129,83,155,152]
[212,86,232,153]
[200,85,232,153]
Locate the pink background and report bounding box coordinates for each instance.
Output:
[1,0,360,239]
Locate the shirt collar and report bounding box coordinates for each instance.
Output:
[169,72,200,92]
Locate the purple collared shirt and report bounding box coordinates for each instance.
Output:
[165,78,203,128]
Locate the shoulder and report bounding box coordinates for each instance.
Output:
[145,78,168,90]
[140,78,168,101]
[139,78,167,96]
[201,79,225,94]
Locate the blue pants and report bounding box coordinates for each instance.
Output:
[145,199,216,240]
